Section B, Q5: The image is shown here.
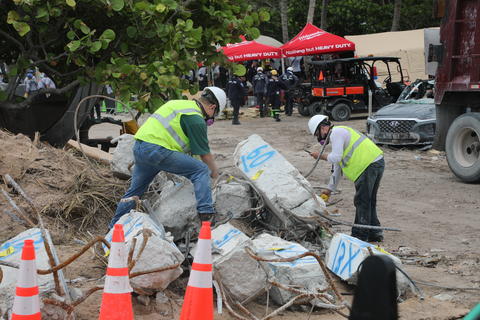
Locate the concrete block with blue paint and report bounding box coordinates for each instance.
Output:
[252,233,329,305]
[234,134,326,229]
[326,233,411,295]
[104,211,184,292]
[209,223,267,302]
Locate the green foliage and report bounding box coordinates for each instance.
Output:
[258,0,439,40]
[0,0,263,110]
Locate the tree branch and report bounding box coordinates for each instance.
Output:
[19,79,81,108]
[0,30,25,52]
[31,52,68,67]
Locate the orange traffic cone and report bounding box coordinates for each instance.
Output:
[180,221,213,320]
[98,224,133,320]
[318,70,324,81]
[12,239,41,320]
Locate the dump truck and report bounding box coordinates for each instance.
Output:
[432,0,480,182]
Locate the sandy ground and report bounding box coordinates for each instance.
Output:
[1,108,478,319]
[87,108,479,319]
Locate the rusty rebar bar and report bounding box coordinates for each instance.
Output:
[37,236,110,275]
[129,263,181,278]
[0,188,36,226]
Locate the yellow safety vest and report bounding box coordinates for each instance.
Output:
[336,126,383,182]
[134,100,203,153]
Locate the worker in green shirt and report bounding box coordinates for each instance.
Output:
[109,87,227,228]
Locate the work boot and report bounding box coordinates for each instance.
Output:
[273,113,281,122]
[232,117,241,125]
[198,212,216,227]
[368,233,384,243]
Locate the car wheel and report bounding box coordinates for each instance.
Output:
[445,113,480,182]
[308,102,323,116]
[331,103,351,121]
[296,103,311,116]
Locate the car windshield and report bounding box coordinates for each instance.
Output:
[397,80,434,104]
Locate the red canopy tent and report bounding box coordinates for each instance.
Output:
[221,40,282,62]
[281,23,355,57]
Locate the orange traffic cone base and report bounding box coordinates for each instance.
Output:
[99,293,133,320]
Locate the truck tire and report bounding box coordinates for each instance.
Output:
[308,102,323,116]
[296,103,311,116]
[445,113,480,183]
[331,103,351,122]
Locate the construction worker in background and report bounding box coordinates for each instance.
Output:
[267,70,286,122]
[307,115,385,242]
[252,67,269,118]
[24,72,38,97]
[109,87,227,228]
[280,66,299,116]
[227,68,246,125]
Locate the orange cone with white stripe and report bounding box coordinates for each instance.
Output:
[98,224,133,320]
[11,239,41,320]
[180,221,213,320]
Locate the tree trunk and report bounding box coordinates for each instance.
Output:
[307,0,316,24]
[280,0,289,43]
[391,0,402,31]
[320,0,328,30]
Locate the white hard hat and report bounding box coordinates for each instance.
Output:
[287,67,294,72]
[308,115,329,135]
[257,67,263,72]
[203,86,227,114]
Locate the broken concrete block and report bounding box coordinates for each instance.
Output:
[104,211,184,293]
[209,223,267,302]
[214,181,252,219]
[251,233,328,305]
[326,233,411,296]
[148,177,198,241]
[233,134,326,228]
[0,228,55,318]
[111,134,136,179]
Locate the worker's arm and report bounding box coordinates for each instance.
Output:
[200,153,219,180]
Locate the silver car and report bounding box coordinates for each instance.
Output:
[366,80,435,145]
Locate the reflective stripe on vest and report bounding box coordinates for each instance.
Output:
[340,134,367,168]
[150,107,201,152]
[336,126,383,182]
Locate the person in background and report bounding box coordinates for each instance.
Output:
[307,115,385,242]
[24,72,38,97]
[109,87,227,228]
[38,73,56,89]
[280,66,299,116]
[252,67,269,118]
[197,64,208,90]
[227,68,246,125]
[246,60,258,84]
[267,70,286,122]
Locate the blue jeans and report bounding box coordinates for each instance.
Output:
[109,140,214,228]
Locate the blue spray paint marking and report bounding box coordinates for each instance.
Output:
[0,230,44,260]
[330,238,363,278]
[213,229,241,248]
[241,144,277,173]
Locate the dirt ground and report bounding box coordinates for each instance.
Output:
[1,109,479,319]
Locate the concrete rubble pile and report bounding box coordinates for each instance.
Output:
[103,211,184,294]
[106,133,411,312]
[0,228,66,319]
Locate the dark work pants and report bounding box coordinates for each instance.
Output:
[231,99,242,120]
[255,93,266,116]
[351,158,385,240]
[284,91,293,115]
